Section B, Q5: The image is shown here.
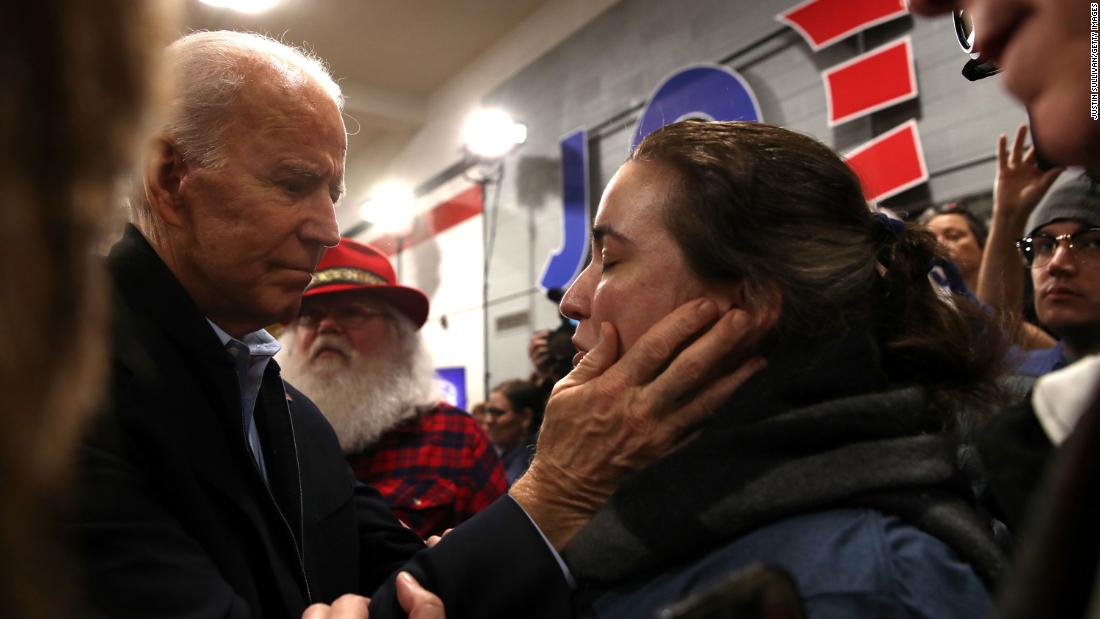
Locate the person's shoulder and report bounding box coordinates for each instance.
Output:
[422,402,482,432]
[609,510,989,618]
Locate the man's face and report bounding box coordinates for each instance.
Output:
[293,292,399,371]
[927,213,984,279]
[910,0,1099,172]
[559,161,736,363]
[1031,220,1100,342]
[174,71,344,334]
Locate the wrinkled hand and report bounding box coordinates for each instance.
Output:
[510,299,774,550]
[994,124,1063,230]
[300,573,444,619]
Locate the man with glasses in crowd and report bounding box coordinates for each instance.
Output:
[1015,177,1100,375]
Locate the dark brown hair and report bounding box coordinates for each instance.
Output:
[918,202,989,248]
[631,120,1006,428]
[493,378,547,418]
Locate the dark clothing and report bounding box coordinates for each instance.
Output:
[565,332,1002,617]
[348,403,507,538]
[995,387,1100,618]
[976,398,1056,530]
[500,443,535,485]
[73,226,570,619]
[1014,342,1068,377]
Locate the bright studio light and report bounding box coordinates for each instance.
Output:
[360,181,416,236]
[462,108,527,159]
[199,0,280,14]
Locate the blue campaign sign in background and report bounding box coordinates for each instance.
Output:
[632,64,762,149]
[539,128,590,292]
[434,366,468,410]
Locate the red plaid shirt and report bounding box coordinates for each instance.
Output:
[348,402,507,538]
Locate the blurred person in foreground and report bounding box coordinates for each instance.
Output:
[558,120,1007,618]
[910,0,1097,174]
[0,2,166,618]
[485,379,544,485]
[909,1,1100,616]
[279,239,506,538]
[72,30,767,619]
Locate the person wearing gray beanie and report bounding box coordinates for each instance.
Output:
[1017,175,1100,368]
[1024,177,1100,238]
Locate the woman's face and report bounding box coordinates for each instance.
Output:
[926,213,983,279]
[485,390,530,452]
[560,161,739,363]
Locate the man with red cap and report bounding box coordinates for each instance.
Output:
[279,239,506,538]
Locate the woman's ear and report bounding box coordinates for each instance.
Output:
[520,408,534,430]
[721,279,783,333]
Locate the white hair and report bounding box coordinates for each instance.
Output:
[132,31,343,224]
[277,308,440,454]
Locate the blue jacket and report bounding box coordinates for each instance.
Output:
[591,509,992,619]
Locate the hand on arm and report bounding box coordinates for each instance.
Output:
[510,299,774,550]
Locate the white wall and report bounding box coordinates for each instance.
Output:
[336,0,621,225]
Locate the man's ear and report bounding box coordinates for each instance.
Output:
[142,136,189,229]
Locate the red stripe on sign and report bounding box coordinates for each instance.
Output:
[825,37,917,127]
[368,185,483,256]
[777,0,908,51]
[845,120,928,203]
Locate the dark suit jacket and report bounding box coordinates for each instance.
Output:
[977,398,1055,531]
[74,226,571,619]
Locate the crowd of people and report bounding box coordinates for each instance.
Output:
[6,0,1100,617]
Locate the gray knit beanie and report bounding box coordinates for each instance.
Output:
[1026,176,1100,237]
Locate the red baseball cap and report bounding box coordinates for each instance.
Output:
[302,238,430,329]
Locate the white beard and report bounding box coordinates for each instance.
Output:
[278,328,439,455]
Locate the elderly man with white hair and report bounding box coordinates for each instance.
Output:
[72,30,766,619]
[279,239,507,539]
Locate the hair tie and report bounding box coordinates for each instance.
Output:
[872,212,904,278]
[873,212,905,239]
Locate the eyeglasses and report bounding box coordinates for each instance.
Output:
[1016,228,1100,268]
[297,303,389,329]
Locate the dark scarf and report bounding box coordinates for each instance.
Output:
[563,330,1004,592]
